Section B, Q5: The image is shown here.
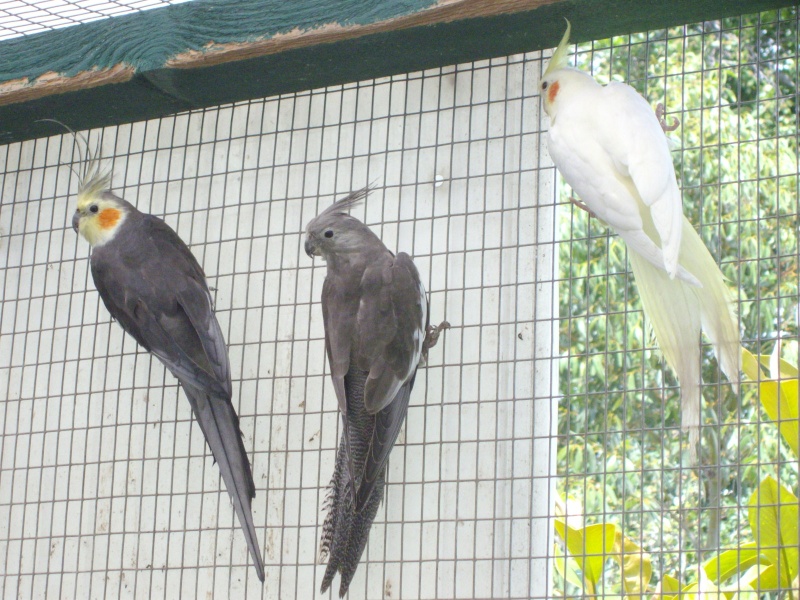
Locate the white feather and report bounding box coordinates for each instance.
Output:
[543,39,742,461]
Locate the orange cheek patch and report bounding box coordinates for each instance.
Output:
[98,208,121,229]
[548,81,560,104]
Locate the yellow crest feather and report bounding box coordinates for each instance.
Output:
[39,119,112,208]
[76,157,112,209]
[544,19,572,77]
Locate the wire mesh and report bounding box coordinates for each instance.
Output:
[0,49,558,598]
[556,7,799,597]
[0,0,190,41]
[0,5,798,600]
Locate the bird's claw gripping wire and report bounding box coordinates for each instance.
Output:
[656,103,680,132]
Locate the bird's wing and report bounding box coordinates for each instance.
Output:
[357,252,427,415]
[352,252,427,510]
[321,276,356,417]
[91,215,230,396]
[321,273,360,502]
[599,82,684,276]
[90,215,265,580]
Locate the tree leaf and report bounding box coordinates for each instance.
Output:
[743,347,800,458]
[613,529,652,595]
[747,476,800,588]
[703,542,762,583]
[757,354,799,378]
[554,542,585,590]
[742,348,765,381]
[758,379,799,458]
[554,519,617,592]
[659,574,681,594]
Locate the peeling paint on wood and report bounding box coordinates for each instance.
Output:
[0,0,794,144]
[0,65,135,107]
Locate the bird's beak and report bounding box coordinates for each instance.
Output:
[304,238,316,258]
[72,211,80,233]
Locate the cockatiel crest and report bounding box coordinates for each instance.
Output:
[71,144,127,247]
[304,189,379,259]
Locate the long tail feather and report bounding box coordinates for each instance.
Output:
[628,217,740,461]
[319,368,387,597]
[182,383,265,582]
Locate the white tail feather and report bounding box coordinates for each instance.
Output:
[627,217,740,463]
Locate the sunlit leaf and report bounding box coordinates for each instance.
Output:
[554,542,585,590]
[554,519,617,592]
[744,563,781,592]
[660,574,682,594]
[703,542,762,583]
[747,476,800,588]
[758,379,799,458]
[757,353,799,378]
[742,348,800,458]
[613,529,652,594]
[742,348,765,381]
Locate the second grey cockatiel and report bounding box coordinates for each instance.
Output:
[305,190,447,597]
[71,151,265,581]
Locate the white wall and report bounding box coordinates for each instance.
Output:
[0,53,558,599]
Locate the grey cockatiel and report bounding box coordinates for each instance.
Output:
[305,190,447,596]
[71,150,265,581]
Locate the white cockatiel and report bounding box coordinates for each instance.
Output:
[541,21,741,458]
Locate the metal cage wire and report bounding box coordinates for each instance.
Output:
[0,6,798,600]
[0,0,189,41]
[1,48,558,598]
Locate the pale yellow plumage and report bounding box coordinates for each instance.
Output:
[542,21,741,460]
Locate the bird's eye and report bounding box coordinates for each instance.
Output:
[541,81,549,90]
[324,230,334,238]
[89,205,99,213]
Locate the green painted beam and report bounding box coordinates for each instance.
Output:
[0,0,794,144]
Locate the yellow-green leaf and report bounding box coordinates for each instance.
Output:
[758,379,799,458]
[703,542,762,583]
[742,348,765,381]
[554,542,585,590]
[554,519,616,592]
[745,563,781,592]
[742,347,800,458]
[613,530,652,595]
[757,354,799,378]
[747,476,800,588]
[660,574,681,593]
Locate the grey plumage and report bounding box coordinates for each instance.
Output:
[306,190,430,596]
[73,182,265,581]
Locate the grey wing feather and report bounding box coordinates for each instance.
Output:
[355,374,415,511]
[359,253,426,414]
[354,252,426,508]
[90,212,265,581]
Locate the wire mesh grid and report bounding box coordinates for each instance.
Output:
[556,7,799,597]
[0,0,190,41]
[0,6,798,600]
[0,49,558,598]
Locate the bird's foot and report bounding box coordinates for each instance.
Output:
[656,103,680,132]
[425,321,450,351]
[569,196,597,218]
[421,321,450,365]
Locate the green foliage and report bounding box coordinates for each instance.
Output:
[556,6,799,592]
[554,516,652,597]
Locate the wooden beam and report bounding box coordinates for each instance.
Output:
[0,0,793,144]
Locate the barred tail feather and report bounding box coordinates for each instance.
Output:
[628,217,740,462]
[319,368,387,597]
